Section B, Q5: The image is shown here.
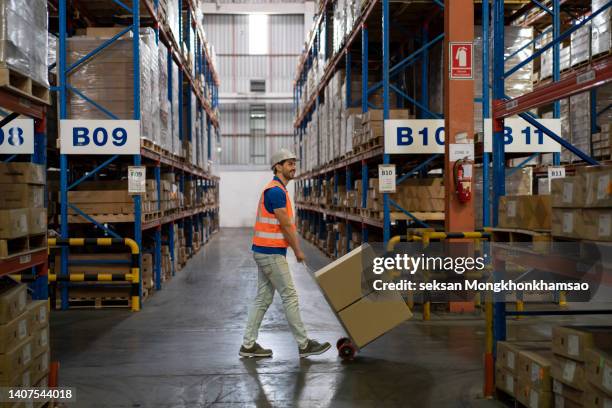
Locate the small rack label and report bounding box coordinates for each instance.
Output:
[0,118,34,154]
[60,120,140,155]
[128,166,146,194]
[378,164,396,193]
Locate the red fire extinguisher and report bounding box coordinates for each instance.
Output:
[453,158,473,204]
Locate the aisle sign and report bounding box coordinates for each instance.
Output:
[60,120,140,155]
[484,118,561,153]
[128,166,146,194]
[0,118,34,154]
[378,164,396,193]
[384,119,445,154]
[449,42,473,79]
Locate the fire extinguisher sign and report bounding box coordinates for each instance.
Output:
[449,42,473,79]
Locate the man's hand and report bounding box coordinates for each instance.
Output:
[295,249,306,263]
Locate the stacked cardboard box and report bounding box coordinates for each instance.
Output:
[0,163,46,258]
[516,347,554,407]
[355,109,411,149]
[551,326,612,407]
[591,0,611,57]
[391,178,445,213]
[498,195,552,230]
[315,245,412,348]
[571,22,591,67]
[551,166,612,241]
[495,341,551,400]
[0,280,50,393]
[584,347,612,407]
[593,124,611,160]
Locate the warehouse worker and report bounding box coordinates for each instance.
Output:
[240,148,331,358]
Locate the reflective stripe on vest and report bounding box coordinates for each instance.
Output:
[252,179,295,248]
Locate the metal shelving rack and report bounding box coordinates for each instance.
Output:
[293,0,449,249]
[483,0,612,397]
[55,0,220,309]
[0,89,49,300]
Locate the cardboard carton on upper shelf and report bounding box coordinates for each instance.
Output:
[552,326,612,362]
[0,184,44,209]
[581,165,612,207]
[551,177,585,208]
[0,163,45,185]
[0,209,28,239]
[27,208,47,236]
[0,281,27,325]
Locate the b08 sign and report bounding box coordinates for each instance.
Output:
[0,118,34,154]
[60,120,140,155]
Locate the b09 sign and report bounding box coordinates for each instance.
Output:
[60,120,140,155]
[0,118,34,154]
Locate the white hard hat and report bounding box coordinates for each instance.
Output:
[270,148,298,169]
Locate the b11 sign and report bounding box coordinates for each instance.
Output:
[60,120,140,155]
[0,118,34,154]
[484,118,561,153]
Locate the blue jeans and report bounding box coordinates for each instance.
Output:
[242,253,309,349]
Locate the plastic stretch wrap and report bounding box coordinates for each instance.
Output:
[48,34,57,75]
[159,42,170,151]
[166,0,180,45]
[66,28,158,142]
[571,23,591,67]
[592,0,611,56]
[0,0,49,86]
[191,91,197,164]
[569,92,591,160]
[171,60,181,157]
[144,32,160,146]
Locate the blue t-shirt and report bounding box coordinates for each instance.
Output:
[252,177,288,256]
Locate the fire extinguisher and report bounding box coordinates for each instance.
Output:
[453,158,473,204]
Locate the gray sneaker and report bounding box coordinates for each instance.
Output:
[239,342,273,358]
[299,339,331,357]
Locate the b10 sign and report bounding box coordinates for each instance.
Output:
[384,119,445,154]
[60,120,140,155]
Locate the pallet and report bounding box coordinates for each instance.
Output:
[360,208,383,220]
[0,66,51,105]
[489,227,551,243]
[144,211,161,222]
[0,236,29,259]
[56,287,132,309]
[67,213,135,224]
[390,211,445,222]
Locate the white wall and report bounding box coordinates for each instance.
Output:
[219,171,296,227]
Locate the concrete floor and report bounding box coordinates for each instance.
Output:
[50,228,608,407]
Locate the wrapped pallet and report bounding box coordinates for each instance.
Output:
[0,0,49,87]
[66,28,159,144]
[592,0,611,57]
[171,59,181,157]
[571,22,591,67]
[159,42,170,151]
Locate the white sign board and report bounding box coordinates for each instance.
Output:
[385,119,445,154]
[0,118,34,154]
[128,166,146,194]
[60,120,140,155]
[449,143,475,162]
[378,164,396,193]
[484,118,562,153]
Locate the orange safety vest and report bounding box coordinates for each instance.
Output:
[252,179,295,248]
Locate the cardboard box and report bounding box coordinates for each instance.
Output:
[27,208,47,235]
[496,367,517,396]
[31,324,49,358]
[30,349,50,385]
[362,109,411,123]
[581,209,612,241]
[0,163,45,185]
[0,312,29,354]
[336,290,412,348]
[552,326,612,362]
[519,195,552,230]
[517,349,554,391]
[0,209,28,239]
[585,348,612,396]
[497,341,551,374]
[581,166,612,207]
[552,208,583,239]
[516,380,552,408]
[498,196,521,228]
[0,281,27,324]
[314,244,377,311]
[67,190,132,204]
[552,355,587,390]
[0,337,32,383]
[584,383,612,408]
[554,393,584,408]
[26,301,48,333]
[551,177,585,208]
[553,379,584,405]
[0,185,44,209]
[1,365,31,388]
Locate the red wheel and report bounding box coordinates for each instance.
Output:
[338,342,356,361]
[336,337,350,350]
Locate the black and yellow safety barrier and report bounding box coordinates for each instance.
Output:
[12,238,141,312]
[387,230,491,321]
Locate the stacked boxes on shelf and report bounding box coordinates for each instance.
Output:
[591,0,611,57]
[390,178,445,214]
[0,280,50,394]
[0,163,46,259]
[495,341,551,402]
[551,166,612,241]
[551,326,612,407]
